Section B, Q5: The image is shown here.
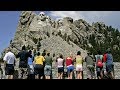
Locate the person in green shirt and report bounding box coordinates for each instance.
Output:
[44,53,53,79]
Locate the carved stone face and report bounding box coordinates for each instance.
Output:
[46,16,50,21]
[39,12,45,16]
[38,12,46,21]
[58,19,63,26]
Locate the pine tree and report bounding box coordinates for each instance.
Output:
[10,39,12,44]
[32,37,38,44]
[52,32,54,35]
[63,33,67,41]
[67,35,70,44]
[38,41,41,48]
[74,39,78,45]
[58,30,62,37]
[47,31,50,37]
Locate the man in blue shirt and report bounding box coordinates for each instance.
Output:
[105,48,114,79]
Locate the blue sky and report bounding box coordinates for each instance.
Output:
[0,11,20,57]
[0,11,120,57]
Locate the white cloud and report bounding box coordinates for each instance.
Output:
[49,11,84,20]
[49,11,113,22]
[49,11,120,30]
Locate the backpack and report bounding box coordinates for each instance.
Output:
[96,55,103,68]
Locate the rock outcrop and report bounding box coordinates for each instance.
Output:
[1,11,88,59]
[1,11,120,62]
[1,11,120,79]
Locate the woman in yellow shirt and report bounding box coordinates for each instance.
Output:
[75,51,83,79]
[34,52,45,79]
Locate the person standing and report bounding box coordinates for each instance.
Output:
[42,50,47,79]
[34,52,45,79]
[75,51,83,79]
[0,61,3,79]
[27,50,34,79]
[85,52,95,79]
[104,48,114,79]
[44,53,53,79]
[56,54,65,79]
[66,53,74,79]
[16,45,30,79]
[95,50,103,79]
[3,47,16,79]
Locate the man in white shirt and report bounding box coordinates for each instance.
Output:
[3,47,16,79]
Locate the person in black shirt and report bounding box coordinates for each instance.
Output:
[16,45,30,79]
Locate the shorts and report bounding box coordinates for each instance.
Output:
[28,65,34,74]
[67,65,74,74]
[19,61,27,68]
[76,64,83,71]
[44,65,52,76]
[96,66,103,77]
[5,64,14,75]
[106,64,114,73]
[58,67,64,73]
[34,64,44,76]
[96,66,103,72]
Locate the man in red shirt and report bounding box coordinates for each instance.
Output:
[66,54,74,79]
